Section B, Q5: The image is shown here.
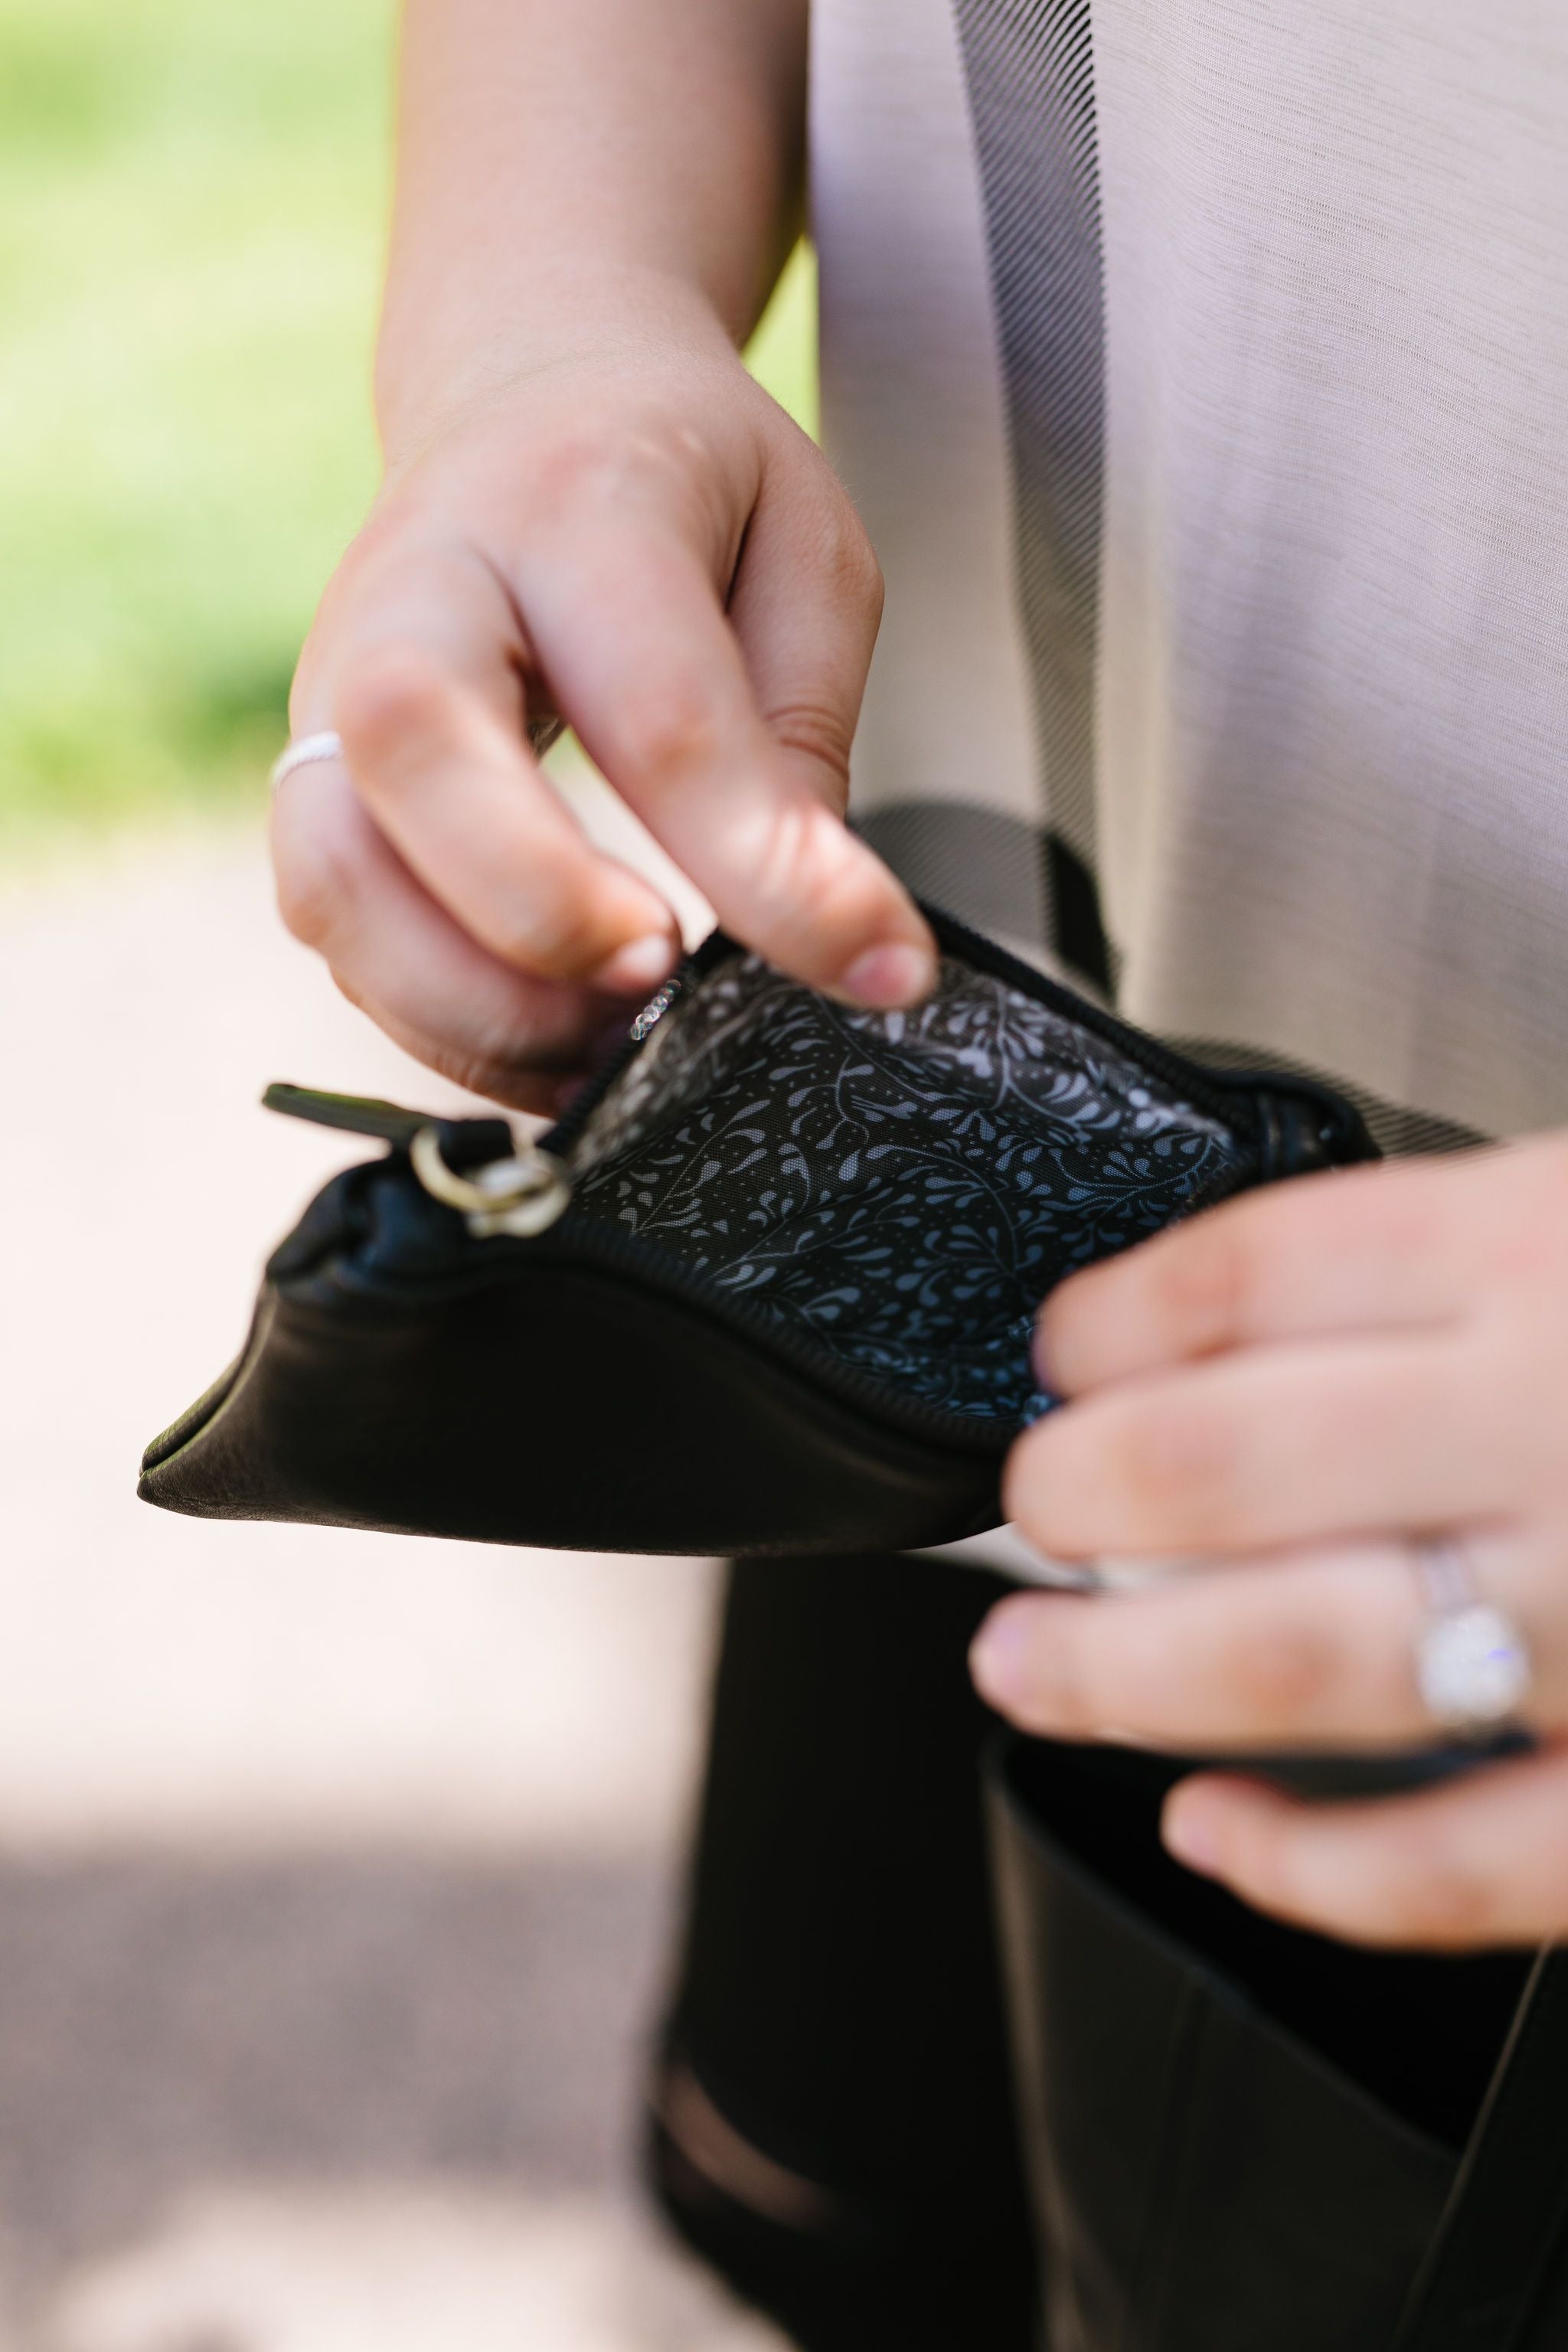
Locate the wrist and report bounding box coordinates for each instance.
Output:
[373,260,742,466]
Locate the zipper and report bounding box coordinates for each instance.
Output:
[920,906,1376,1168]
[324,1169,1021,1458]
[263,1082,446,1149]
[541,923,734,1160]
[261,902,1369,1452]
[264,1081,573,1237]
[545,900,1315,1170]
[268,904,1369,1184]
[924,905,1246,1118]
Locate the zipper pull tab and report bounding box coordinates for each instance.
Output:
[263,1082,449,1148]
[263,1082,572,1238]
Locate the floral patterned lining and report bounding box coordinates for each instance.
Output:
[567,954,1248,1419]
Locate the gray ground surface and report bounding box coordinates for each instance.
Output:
[0,826,782,2351]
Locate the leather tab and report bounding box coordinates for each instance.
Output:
[263,1083,427,1146]
[263,1083,514,1171]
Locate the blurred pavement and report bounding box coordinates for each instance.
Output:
[0,819,782,2351]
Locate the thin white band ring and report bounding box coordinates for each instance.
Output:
[270,730,345,792]
[270,717,563,792]
[1413,1536,1533,1734]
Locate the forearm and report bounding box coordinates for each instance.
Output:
[377,0,808,452]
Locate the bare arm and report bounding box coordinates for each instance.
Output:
[276,0,932,1110]
[380,0,808,447]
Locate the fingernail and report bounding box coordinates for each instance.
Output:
[1163,1801,1223,1880]
[591,932,678,996]
[840,941,937,1010]
[969,1607,1032,1711]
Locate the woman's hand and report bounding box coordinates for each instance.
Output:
[971,1134,1568,1949]
[273,289,933,1112]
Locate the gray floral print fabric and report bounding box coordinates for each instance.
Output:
[567,953,1248,1419]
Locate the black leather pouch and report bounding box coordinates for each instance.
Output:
[139,903,1374,1557]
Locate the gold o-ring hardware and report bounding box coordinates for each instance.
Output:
[410,1124,572,1237]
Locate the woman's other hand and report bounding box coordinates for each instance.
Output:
[974,1135,1568,1949]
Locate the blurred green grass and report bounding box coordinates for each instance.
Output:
[0,0,817,854]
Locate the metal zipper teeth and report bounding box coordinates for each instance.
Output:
[542,929,733,1161]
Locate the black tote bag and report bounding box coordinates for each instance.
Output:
[988,1736,1568,2352]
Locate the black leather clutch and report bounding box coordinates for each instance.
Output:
[139,904,1376,1556]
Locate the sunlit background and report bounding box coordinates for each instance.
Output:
[0,1,812,2343]
[0,0,816,852]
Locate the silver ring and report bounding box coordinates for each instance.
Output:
[270,730,345,792]
[1413,1536,1532,1733]
[270,717,561,791]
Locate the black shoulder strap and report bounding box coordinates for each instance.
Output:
[1391,1946,1568,2352]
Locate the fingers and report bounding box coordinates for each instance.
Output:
[307,538,682,995]
[1037,1147,1528,1397]
[1004,1333,1507,1559]
[286,385,934,1076]
[969,1530,1560,1753]
[513,463,936,1008]
[271,761,626,1112]
[724,434,882,808]
[1161,1746,1568,1948]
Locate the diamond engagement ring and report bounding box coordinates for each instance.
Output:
[1413,1536,1533,1733]
[270,730,345,791]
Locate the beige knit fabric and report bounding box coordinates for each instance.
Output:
[812,0,1568,1143]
